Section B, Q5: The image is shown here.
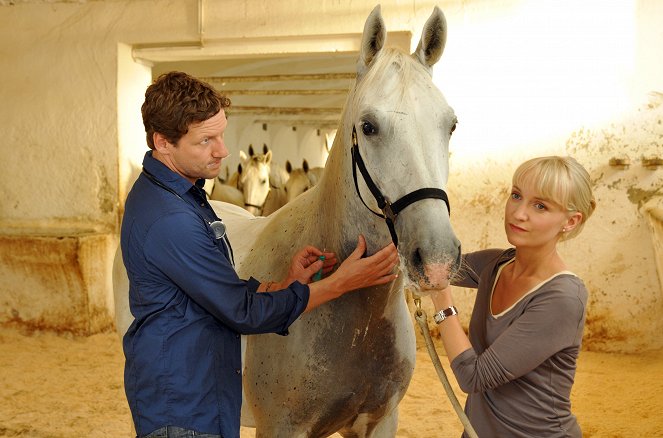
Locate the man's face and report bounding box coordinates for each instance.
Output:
[156,110,229,183]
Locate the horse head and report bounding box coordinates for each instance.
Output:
[324,4,460,293]
[284,159,315,202]
[236,149,272,215]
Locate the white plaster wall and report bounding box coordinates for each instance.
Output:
[272,126,300,168]
[0,0,661,351]
[435,0,663,353]
[298,128,329,169]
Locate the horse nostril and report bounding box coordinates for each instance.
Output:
[411,248,426,280]
[412,248,423,268]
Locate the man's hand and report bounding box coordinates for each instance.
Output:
[284,246,338,286]
[303,235,399,311]
[331,235,399,292]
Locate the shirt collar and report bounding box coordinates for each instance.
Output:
[142,151,206,196]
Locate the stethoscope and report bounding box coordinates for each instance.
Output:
[142,169,235,266]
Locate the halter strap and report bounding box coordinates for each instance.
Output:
[235,175,268,214]
[244,201,265,213]
[351,126,450,247]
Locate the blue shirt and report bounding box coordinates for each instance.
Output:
[121,151,309,437]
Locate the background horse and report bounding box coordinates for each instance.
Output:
[210,149,272,215]
[283,159,324,203]
[262,144,291,216]
[115,5,459,437]
[263,159,325,215]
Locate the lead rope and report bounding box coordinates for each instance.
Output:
[412,296,479,438]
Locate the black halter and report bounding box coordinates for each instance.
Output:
[244,201,265,212]
[351,125,451,248]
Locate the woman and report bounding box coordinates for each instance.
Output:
[432,156,596,437]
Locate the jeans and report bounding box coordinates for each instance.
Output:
[142,426,222,438]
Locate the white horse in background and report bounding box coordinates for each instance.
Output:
[210,149,272,215]
[263,159,325,215]
[250,143,291,192]
[115,5,459,437]
[258,144,292,216]
[262,169,288,216]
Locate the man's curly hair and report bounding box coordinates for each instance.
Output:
[142,71,231,149]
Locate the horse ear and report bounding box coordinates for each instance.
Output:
[237,163,243,175]
[263,143,269,154]
[357,5,386,79]
[248,145,254,156]
[412,6,447,72]
[240,150,248,163]
[286,160,292,173]
[265,150,272,165]
[302,159,309,173]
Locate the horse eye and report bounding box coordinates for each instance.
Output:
[261,179,267,185]
[450,122,457,135]
[361,121,377,136]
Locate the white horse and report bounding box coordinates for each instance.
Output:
[211,149,272,215]
[263,160,325,215]
[261,144,291,216]
[251,143,290,191]
[262,169,288,216]
[115,5,459,437]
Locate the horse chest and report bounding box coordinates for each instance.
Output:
[244,290,414,419]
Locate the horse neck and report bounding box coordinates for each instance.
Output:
[227,172,240,189]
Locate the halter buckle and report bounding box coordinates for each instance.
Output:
[382,200,397,223]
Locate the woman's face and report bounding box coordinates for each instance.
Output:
[504,179,572,249]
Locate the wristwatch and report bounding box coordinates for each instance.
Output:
[433,306,458,324]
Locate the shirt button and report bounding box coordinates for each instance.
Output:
[235,334,240,339]
[235,369,241,375]
[200,202,205,207]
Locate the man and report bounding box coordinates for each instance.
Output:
[121,71,399,438]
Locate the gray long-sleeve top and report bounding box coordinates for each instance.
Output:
[451,248,586,438]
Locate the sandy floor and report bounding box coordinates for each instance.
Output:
[1,324,662,438]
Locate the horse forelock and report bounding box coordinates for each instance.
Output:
[351,48,434,120]
[342,46,452,192]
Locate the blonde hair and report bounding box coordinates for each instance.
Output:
[513,156,596,240]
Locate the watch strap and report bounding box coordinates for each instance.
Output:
[433,305,458,324]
